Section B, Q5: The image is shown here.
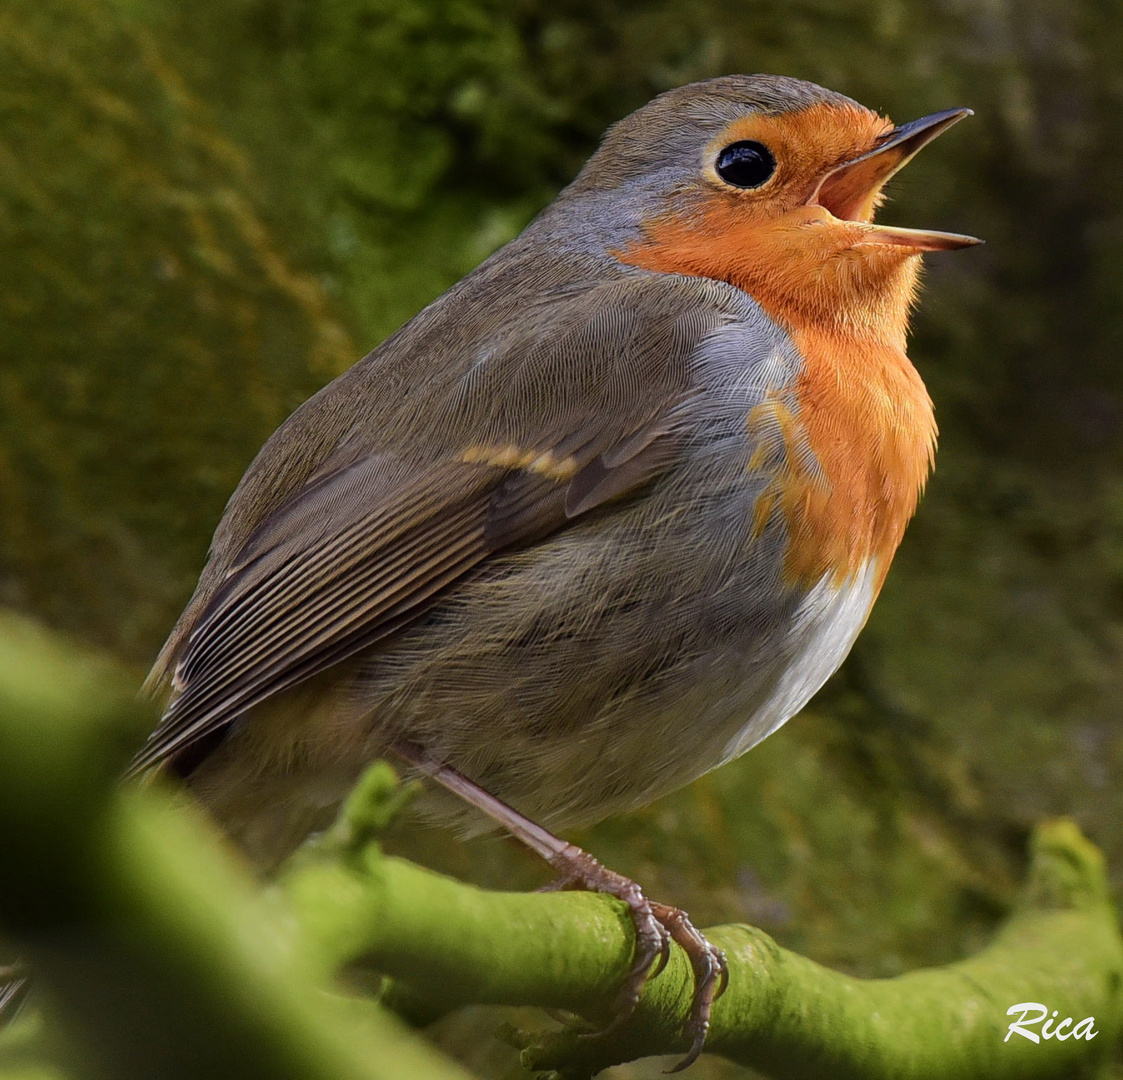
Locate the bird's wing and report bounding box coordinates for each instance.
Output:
[132,275,733,775]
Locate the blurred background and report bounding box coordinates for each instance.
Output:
[2,0,1122,1076]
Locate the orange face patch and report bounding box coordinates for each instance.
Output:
[617,100,915,336]
[615,101,936,589]
[700,102,894,212]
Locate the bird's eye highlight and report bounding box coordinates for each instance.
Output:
[715,141,776,189]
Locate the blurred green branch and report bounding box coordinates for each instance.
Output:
[0,617,470,1080]
[0,616,1120,1079]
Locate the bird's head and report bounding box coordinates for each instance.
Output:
[568,75,979,338]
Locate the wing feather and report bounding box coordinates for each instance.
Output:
[134,274,733,776]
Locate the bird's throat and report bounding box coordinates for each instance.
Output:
[616,195,921,341]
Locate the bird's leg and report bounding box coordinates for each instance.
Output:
[390,742,726,1070]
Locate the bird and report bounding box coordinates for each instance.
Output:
[130,74,979,1067]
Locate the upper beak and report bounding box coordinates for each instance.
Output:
[810,108,982,251]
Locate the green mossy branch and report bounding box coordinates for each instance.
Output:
[0,618,1120,1080]
[284,766,1123,1079]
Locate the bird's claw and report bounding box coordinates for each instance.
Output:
[650,901,728,1072]
[545,844,726,1070]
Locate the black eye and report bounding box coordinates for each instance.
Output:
[715,140,776,189]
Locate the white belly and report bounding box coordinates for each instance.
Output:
[719,558,880,764]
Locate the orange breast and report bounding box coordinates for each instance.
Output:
[769,325,935,589]
[616,200,936,591]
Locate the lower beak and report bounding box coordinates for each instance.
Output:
[810,108,982,252]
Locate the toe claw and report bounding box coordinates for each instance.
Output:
[664,1028,707,1074]
[648,930,673,981]
[715,955,730,1001]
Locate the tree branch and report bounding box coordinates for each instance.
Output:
[282,765,1123,1079]
[0,616,1119,1080]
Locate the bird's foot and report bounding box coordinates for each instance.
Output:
[545,843,727,1071]
[389,747,727,1069]
[544,845,671,1025]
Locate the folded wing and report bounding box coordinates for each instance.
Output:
[133,275,730,775]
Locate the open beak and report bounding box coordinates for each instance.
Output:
[810,108,982,251]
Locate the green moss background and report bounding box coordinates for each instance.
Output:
[2,0,1121,1075]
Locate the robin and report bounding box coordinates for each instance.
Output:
[131,74,978,1067]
